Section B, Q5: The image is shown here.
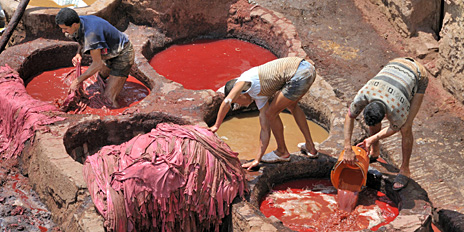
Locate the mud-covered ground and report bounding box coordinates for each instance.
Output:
[1,0,464,231]
[0,159,59,231]
[252,0,464,230]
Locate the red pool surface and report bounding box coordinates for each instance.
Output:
[149,38,277,90]
[259,179,398,232]
[26,67,149,116]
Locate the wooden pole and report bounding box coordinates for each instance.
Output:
[0,0,31,54]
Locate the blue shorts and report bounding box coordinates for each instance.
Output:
[281,60,316,101]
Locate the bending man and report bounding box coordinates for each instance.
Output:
[343,57,428,191]
[210,57,319,170]
[55,8,134,108]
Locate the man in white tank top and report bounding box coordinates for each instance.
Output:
[210,57,319,170]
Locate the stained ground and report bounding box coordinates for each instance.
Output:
[251,0,464,230]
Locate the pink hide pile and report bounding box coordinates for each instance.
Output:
[0,65,64,159]
[57,63,113,113]
[57,62,86,113]
[83,123,248,231]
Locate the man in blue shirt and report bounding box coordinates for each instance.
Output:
[55,8,134,108]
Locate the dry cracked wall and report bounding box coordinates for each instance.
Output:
[439,0,464,104]
[368,0,441,37]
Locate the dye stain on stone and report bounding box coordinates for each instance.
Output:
[259,179,398,231]
[149,38,277,90]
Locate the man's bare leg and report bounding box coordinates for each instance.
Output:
[99,65,110,79]
[394,124,413,189]
[368,123,382,157]
[266,92,294,158]
[104,75,126,108]
[287,102,317,155]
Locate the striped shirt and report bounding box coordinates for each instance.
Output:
[349,57,428,130]
[257,57,304,96]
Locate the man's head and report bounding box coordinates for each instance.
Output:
[223,78,252,109]
[224,78,237,97]
[55,8,80,37]
[363,101,386,126]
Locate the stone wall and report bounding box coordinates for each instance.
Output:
[122,0,235,40]
[368,0,441,37]
[369,0,464,104]
[438,0,464,104]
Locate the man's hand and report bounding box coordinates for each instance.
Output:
[357,138,373,155]
[209,125,219,133]
[72,54,82,66]
[242,159,259,171]
[69,79,80,93]
[342,147,357,166]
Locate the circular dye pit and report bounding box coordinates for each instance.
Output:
[260,179,398,232]
[216,111,328,161]
[26,67,149,116]
[149,38,277,90]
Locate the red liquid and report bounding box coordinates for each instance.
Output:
[149,38,277,90]
[338,189,359,212]
[337,168,365,212]
[259,179,398,232]
[26,67,149,116]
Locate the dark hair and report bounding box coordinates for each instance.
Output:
[224,78,237,97]
[363,101,386,126]
[55,8,80,26]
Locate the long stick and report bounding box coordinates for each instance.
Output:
[0,0,31,54]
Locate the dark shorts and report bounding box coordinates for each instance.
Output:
[281,60,316,101]
[105,42,135,78]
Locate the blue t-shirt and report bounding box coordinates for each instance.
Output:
[75,15,129,59]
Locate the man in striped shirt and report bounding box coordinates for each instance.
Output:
[210,57,319,170]
[342,57,428,190]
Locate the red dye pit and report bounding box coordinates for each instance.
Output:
[26,67,149,116]
[149,38,277,90]
[260,179,398,232]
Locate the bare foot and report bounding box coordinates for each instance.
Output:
[242,160,259,170]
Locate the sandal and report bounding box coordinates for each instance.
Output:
[261,151,291,163]
[297,143,319,158]
[392,174,409,191]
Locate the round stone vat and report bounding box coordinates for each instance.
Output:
[215,111,329,162]
[18,112,188,231]
[16,41,153,116]
[234,156,433,231]
[62,112,188,164]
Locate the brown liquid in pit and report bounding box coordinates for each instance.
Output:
[216,111,329,161]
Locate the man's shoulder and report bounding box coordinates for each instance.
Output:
[80,15,108,25]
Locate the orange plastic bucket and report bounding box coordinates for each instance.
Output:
[330,146,369,192]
